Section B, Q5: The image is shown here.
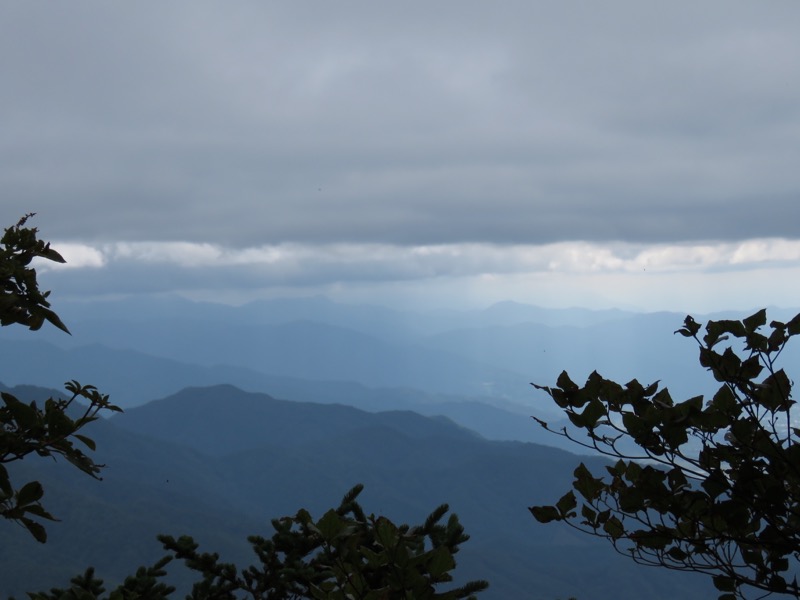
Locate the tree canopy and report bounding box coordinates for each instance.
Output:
[24,485,488,600]
[531,309,800,599]
[158,483,488,600]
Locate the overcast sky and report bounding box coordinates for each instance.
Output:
[3,2,800,312]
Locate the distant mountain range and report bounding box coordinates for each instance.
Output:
[2,296,795,446]
[2,296,794,597]
[0,383,714,599]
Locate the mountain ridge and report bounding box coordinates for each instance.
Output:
[0,381,714,599]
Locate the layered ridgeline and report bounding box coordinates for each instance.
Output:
[3,297,781,597]
[1,383,713,599]
[0,337,577,451]
[1,295,768,405]
[2,295,786,447]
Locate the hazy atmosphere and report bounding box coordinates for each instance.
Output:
[3,1,800,311]
[4,4,800,599]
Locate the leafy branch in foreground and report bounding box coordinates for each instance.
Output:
[24,485,487,600]
[160,483,488,600]
[23,558,176,600]
[1,215,120,542]
[0,212,70,334]
[0,380,122,542]
[530,309,800,599]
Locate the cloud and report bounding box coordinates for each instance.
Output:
[39,237,800,281]
[32,237,799,314]
[108,242,224,268]
[2,2,799,249]
[34,244,106,270]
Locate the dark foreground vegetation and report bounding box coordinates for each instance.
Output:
[533,308,800,598]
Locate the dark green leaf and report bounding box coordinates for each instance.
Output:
[573,463,604,501]
[529,505,560,523]
[555,491,577,517]
[580,398,606,428]
[74,434,97,451]
[16,481,44,506]
[667,547,687,561]
[712,575,736,592]
[22,518,47,543]
[787,312,800,336]
[675,316,701,337]
[743,309,767,332]
[603,516,624,539]
[426,546,455,578]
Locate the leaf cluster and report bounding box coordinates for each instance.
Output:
[0,380,122,541]
[159,483,488,599]
[0,216,121,542]
[21,559,175,600]
[0,213,70,334]
[22,485,488,600]
[530,310,800,599]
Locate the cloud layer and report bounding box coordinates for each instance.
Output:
[3,1,800,249]
[41,238,800,278]
[31,238,800,313]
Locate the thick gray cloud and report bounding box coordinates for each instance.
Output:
[2,1,800,247]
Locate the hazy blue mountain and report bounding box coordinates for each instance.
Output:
[0,384,261,596]
[423,307,800,404]
[2,294,792,597]
[21,295,638,343]
[0,338,270,408]
[0,383,713,599]
[0,294,646,360]
[8,295,446,346]
[0,335,581,452]
[0,313,533,401]
[111,383,481,455]
[7,295,794,447]
[475,300,634,328]
[0,295,713,407]
[422,312,716,401]
[0,298,734,397]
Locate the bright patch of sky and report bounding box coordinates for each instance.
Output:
[43,239,800,275]
[37,239,800,313]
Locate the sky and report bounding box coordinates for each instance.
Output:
[3,1,800,312]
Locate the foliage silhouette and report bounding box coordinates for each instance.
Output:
[25,560,176,600]
[159,483,488,599]
[0,213,69,334]
[25,485,487,600]
[0,215,120,542]
[531,309,800,599]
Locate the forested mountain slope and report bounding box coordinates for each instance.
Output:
[0,383,714,599]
